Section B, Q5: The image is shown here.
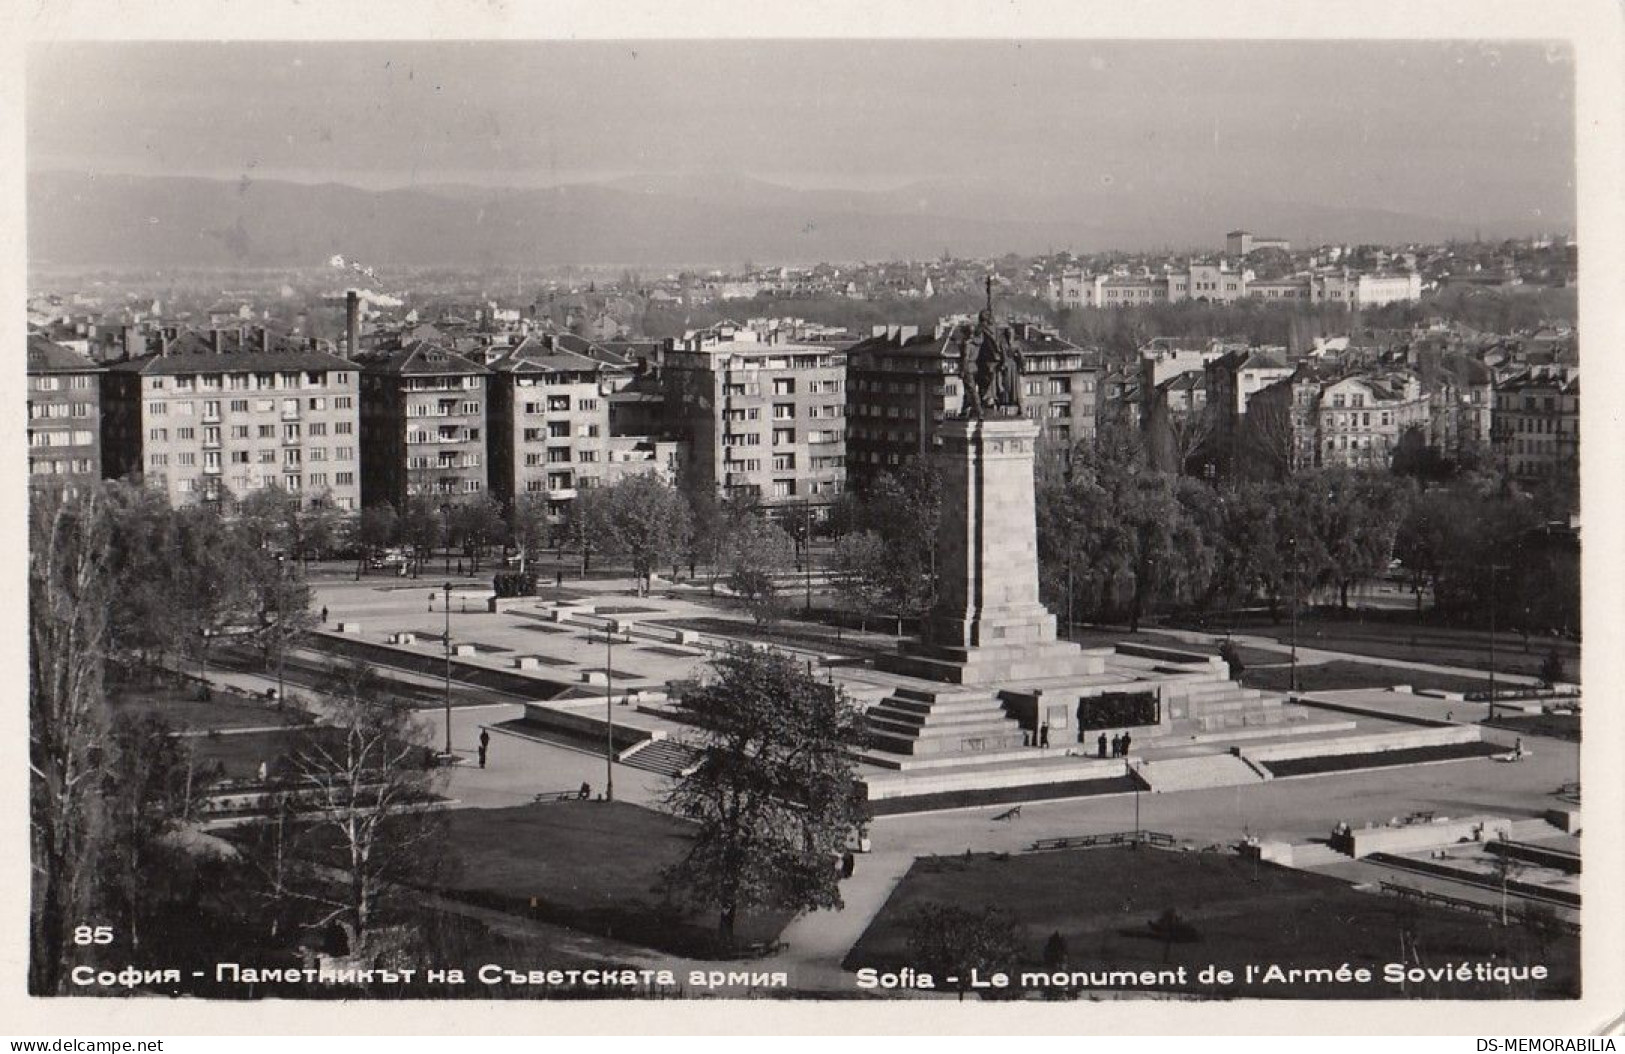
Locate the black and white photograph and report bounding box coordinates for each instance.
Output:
[12,0,1625,1037]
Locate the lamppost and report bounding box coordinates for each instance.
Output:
[1487,562,1507,722]
[803,498,814,614]
[1288,536,1300,696]
[604,626,615,802]
[440,503,453,576]
[274,553,288,706]
[430,582,454,758]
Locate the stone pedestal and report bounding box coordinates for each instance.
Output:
[878,416,1102,685]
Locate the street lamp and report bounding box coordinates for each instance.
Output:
[604,626,615,802]
[274,553,288,706]
[1288,536,1300,696]
[1487,563,1507,722]
[430,582,454,757]
[803,498,814,614]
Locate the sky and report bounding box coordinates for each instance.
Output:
[26,40,1575,224]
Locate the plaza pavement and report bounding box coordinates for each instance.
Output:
[178,569,1582,990]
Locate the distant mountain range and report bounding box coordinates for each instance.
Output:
[28,169,1532,270]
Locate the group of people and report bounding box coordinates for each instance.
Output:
[1095,731,1133,759]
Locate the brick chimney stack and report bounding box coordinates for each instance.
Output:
[345,289,361,359]
[211,329,224,354]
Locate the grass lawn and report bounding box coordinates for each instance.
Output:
[1064,628,1287,668]
[109,687,313,732]
[845,848,1577,999]
[1262,741,1506,778]
[184,727,345,780]
[1181,612,1580,682]
[1483,713,1581,743]
[429,801,794,960]
[1241,661,1489,694]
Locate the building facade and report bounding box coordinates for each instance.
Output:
[100,330,361,509]
[1492,367,1580,486]
[661,329,847,518]
[355,340,491,509]
[27,335,103,493]
[485,337,616,525]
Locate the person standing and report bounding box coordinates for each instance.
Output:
[478,728,491,769]
[1039,724,1050,749]
[1097,732,1108,759]
[1122,731,1133,756]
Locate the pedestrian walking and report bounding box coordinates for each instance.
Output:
[320,605,329,624]
[841,851,856,879]
[478,728,491,769]
[1097,733,1108,759]
[1122,732,1133,755]
[1039,724,1050,749]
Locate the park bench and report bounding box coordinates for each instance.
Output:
[534,787,591,803]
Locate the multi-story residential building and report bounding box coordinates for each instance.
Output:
[604,436,685,487]
[355,340,490,509]
[27,335,103,493]
[1312,373,1430,469]
[485,336,616,524]
[1226,231,1291,256]
[661,327,847,518]
[843,320,1100,488]
[100,329,362,509]
[1427,358,1495,457]
[1492,366,1580,486]
[1206,347,1298,474]
[1249,368,1431,472]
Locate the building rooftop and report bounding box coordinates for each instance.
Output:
[354,340,491,377]
[27,334,103,374]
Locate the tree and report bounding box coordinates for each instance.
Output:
[30,487,114,994]
[904,902,1021,1001]
[664,646,867,949]
[830,530,891,632]
[277,662,447,958]
[724,515,795,626]
[1539,647,1566,687]
[353,503,400,577]
[98,713,192,953]
[450,493,507,574]
[505,494,550,574]
[247,551,319,704]
[591,474,693,595]
[398,496,446,579]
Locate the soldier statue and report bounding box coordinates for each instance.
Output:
[956,278,1024,419]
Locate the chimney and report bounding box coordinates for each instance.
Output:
[898,325,918,343]
[345,289,361,359]
[260,326,272,354]
[872,324,888,338]
[211,330,224,355]
[122,324,139,359]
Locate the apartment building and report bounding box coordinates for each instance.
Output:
[1249,368,1431,471]
[100,329,361,509]
[1226,231,1291,256]
[355,340,490,509]
[1492,366,1580,485]
[843,320,1101,488]
[485,336,616,524]
[27,335,103,493]
[661,327,846,518]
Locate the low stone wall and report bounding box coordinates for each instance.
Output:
[310,632,569,699]
[1113,642,1217,666]
[1335,815,1511,858]
[1292,692,1455,728]
[519,701,657,754]
[1242,723,1480,764]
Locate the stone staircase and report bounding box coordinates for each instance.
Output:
[1131,752,1265,793]
[1162,678,1301,733]
[1287,842,1351,868]
[620,738,703,777]
[864,685,1028,760]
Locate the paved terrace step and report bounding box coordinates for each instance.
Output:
[1133,752,1265,793]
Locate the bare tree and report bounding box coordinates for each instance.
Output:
[277,662,446,959]
[29,488,113,994]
